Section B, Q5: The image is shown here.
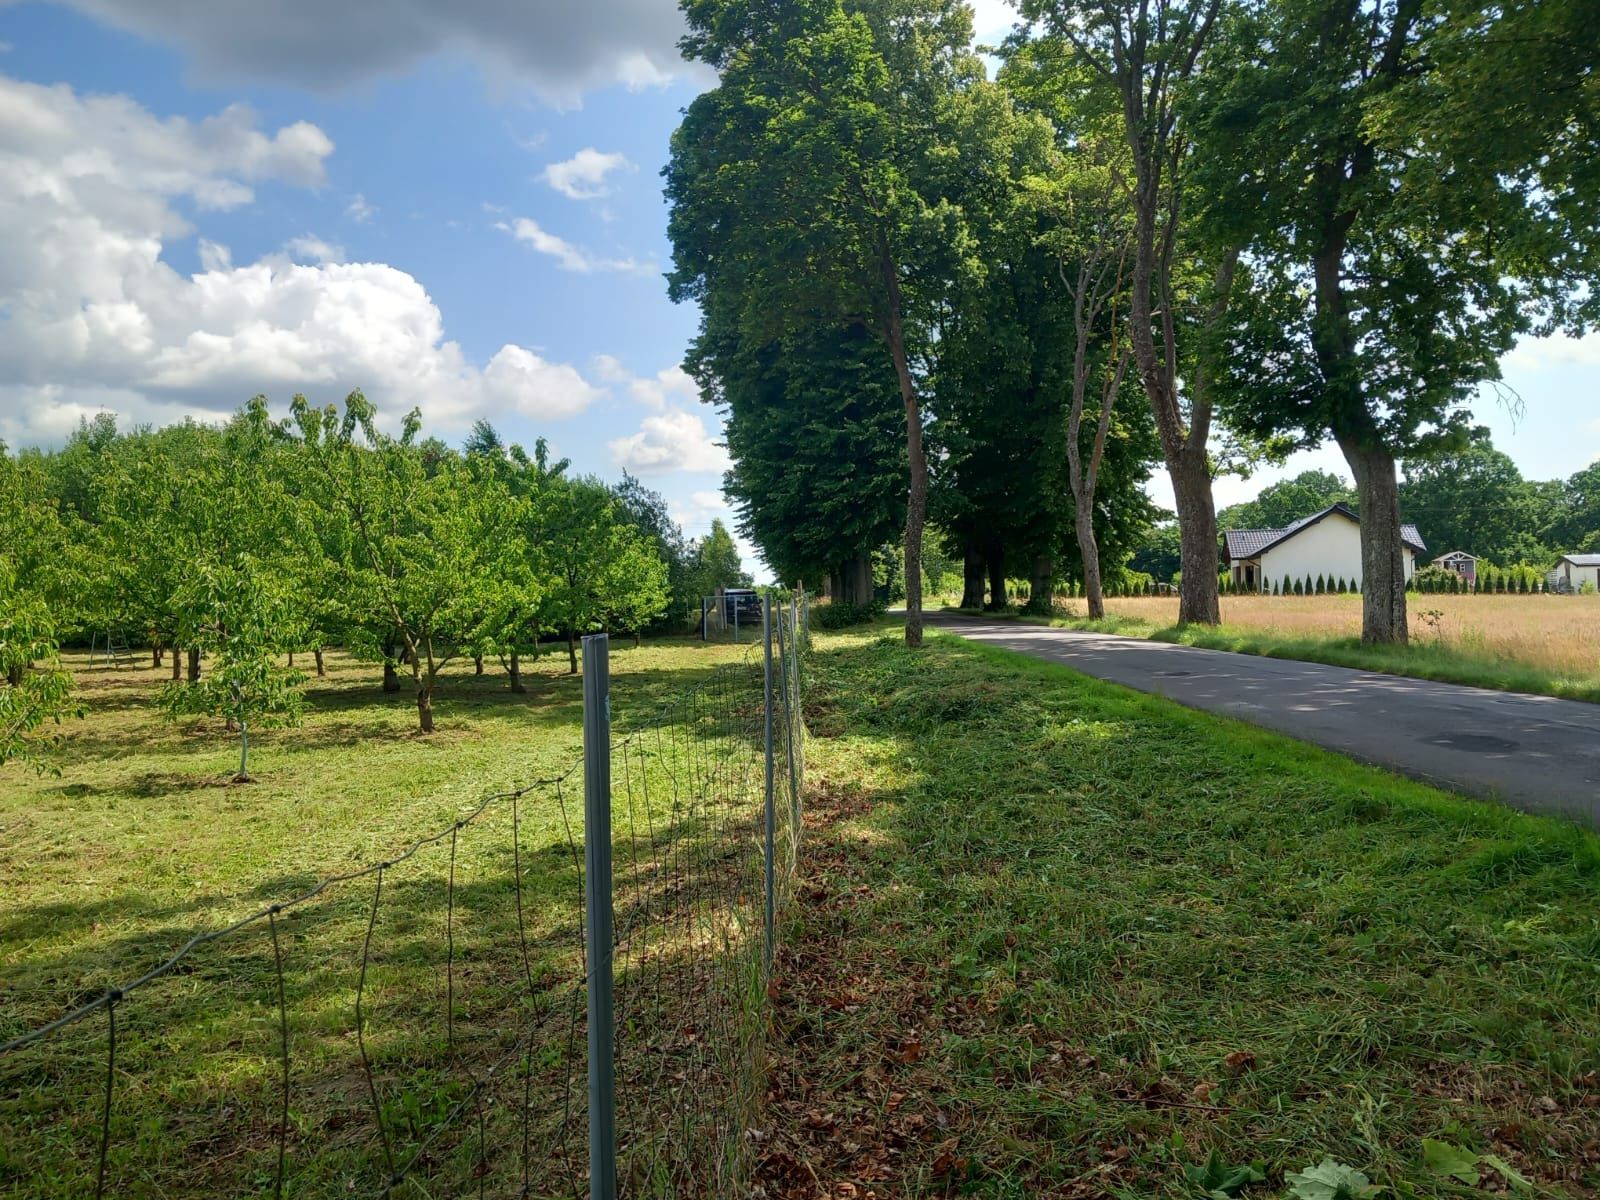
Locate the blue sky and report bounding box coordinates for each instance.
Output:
[0,0,1595,577]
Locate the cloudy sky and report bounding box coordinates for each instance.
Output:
[0,0,1594,577]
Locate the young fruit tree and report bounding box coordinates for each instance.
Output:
[293,392,514,732]
[159,559,306,782]
[540,476,671,672]
[0,447,80,768]
[0,563,78,770]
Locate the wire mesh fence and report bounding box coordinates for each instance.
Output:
[698,590,764,644]
[0,591,808,1199]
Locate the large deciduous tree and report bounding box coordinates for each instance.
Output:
[1008,49,1138,618]
[687,316,906,600]
[669,0,1000,647]
[1020,0,1233,627]
[1218,470,1357,533]
[1401,439,1557,567]
[1191,0,1598,643]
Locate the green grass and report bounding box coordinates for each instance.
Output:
[10,626,1600,1199]
[760,621,1600,1198]
[0,638,775,1198]
[947,603,1600,704]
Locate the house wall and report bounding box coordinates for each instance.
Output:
[1256,513,1415,591]
[1561,560,1600,591]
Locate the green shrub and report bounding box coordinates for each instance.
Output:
[812,600,885,630]
[1412,564,1455,594]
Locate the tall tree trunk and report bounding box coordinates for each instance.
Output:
[509,649,527,694]
[474,654,484,676]
[1077,507,1106,619]
[1338,435,1409,645]
[1172,453,1222,625]
[1122,147,1230,626]
[287,650,294,669]
[314,647,325,677]
[1026,554,1053,615]
[187,647,200,683]
[985,543,1007,611]
[566,630,578,675]
[382,640,401,692]
[152,647,162,668]
[884,266,926,648]
[6,664,22,687]
[960,538,985,609]
[1313,204,1404,644]
[171,651,181,682]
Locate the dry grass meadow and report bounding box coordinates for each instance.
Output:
[1073,593,1600,677]
[962,591,1600,701]
[1059,593,1600,675]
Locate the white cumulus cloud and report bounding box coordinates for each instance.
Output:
[496,215,648,274]
[608,409,730,476]
[1504,331,1600,371]
[542,147,635,200]
[283,234,345,264]
[968,0,1018,42]
[592,356,698,409]
[0,75,599,444]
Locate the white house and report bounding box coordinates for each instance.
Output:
[1551,554,1600,593]
[1224,502,1425,592]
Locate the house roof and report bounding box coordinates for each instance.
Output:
[1224,502,1426,562]
[1559,554,1600,567]
[1433,550,1477,563]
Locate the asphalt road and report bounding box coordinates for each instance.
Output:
[931,613,1600,827]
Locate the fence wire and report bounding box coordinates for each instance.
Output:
[0,592,807,1200]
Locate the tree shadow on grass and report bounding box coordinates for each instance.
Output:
[0,791,774,1200]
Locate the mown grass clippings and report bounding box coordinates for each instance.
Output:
[753,623,1600,1199]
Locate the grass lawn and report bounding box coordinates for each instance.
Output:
[0,637,769,1198]
[947,594,1600,704]
[7,625,1600,1199]
[759,622,1600,1198]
